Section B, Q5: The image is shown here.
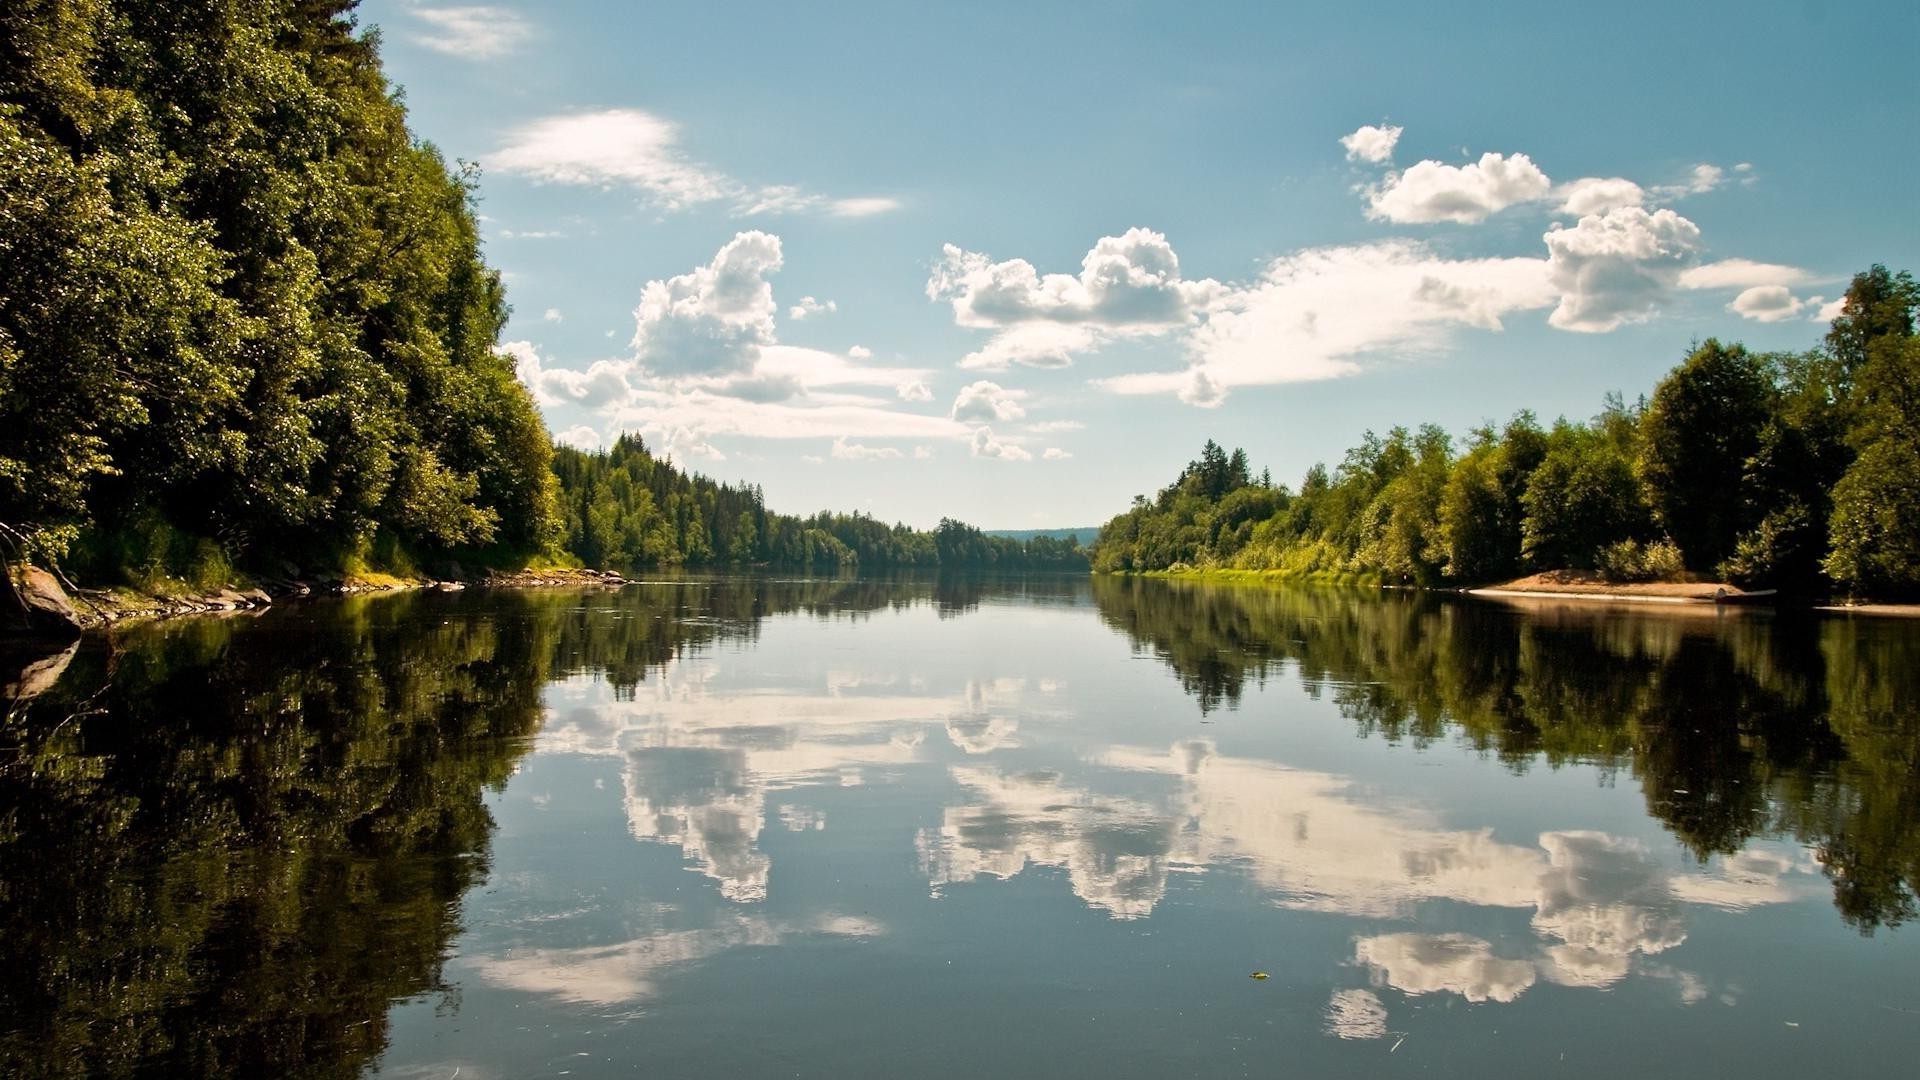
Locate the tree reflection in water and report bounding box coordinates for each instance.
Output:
[1089,575,1920,933]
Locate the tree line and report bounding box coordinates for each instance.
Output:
[553,436,1089,573]
[1091,265,1920,599]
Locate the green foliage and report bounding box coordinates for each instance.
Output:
[1638,340,1776,569]
[0,1,560,576]
[1823,270,1920,596]
[1594,539,1686,584]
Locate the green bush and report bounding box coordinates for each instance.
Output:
[1594,539,1686,583]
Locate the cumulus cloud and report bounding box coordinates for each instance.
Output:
[1544,207,1702,332]
[543,307,564,322]
[490,109,898,218]
[1042,447,1073,460]
[788,296,837,320]
[517,234,956,456]
[951,380,1027,423]
[1340,123,1403,164]
[1729,285,1807,322]
[1556,177,1645,216]
[407,5,531,60]
[552,424,604,450]
[830,437,904,461]
[632,231,783,377]
[1368,152,1553,224]
[1815,296,1847,321]
[1356,933,1537,1004]
[931,228,1221,328]
[969,426,1032,461]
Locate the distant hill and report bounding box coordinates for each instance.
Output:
[984,527,1100,547]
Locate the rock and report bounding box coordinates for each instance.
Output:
[240,588,273,607]
[3,566,85,639]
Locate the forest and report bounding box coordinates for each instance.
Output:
[552,437,1088,573]
[1090,265,1920,599]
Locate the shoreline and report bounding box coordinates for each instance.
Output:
[1102,568,1920,617]
[6,564,632,639]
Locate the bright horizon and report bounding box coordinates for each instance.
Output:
[362,0,1919,529]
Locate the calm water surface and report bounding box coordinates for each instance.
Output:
[3,576,1917,1077]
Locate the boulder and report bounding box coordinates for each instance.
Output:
[3,566,85,639]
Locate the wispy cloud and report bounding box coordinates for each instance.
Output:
[407,5,532,60]
[490,108,900,219]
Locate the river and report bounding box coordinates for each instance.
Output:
[3,576,1915,1077]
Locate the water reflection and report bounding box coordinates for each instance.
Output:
[1091,576,1920,933]
[2,575,1916,1078]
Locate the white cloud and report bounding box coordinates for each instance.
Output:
[1368,152,1553,224]
[1544,207,1702,332]
[519,234,952,453]
[543,307,563,323]
[930,228,1222,330]
[1340,123,1403,164]
[552,424,604,450]
[830,437,904,461]
[1356,933,1537,1004]
[913,445,935,460]
[1815,296,1847,321]
[1729,285,1807,322]
[407,5,531,60]
[492,109,732,209]
[1028,420,1084,433]
[1686,163,1725,193]
[1556,177,1645,216]
[632,231,783,377]
[969,426,1032,461]
[1677,258,1810,290]
[1100,240,1554,405]
[831,197,903,218]
[957,323,1100,371]
[951,380,1027,423]
[788,296,837,320]
[490,109,899,218]
[1648,163,1730,202]
[1042,447,1073,460]
[503,340,634,409]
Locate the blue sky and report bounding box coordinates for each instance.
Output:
[363,0,1918,528]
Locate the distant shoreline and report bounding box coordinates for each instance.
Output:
[1101,567,1920,617]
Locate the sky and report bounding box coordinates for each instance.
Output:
[361,0,1919,529]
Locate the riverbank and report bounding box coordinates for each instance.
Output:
[4,562,631,639]
[1099,566,1920,616]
